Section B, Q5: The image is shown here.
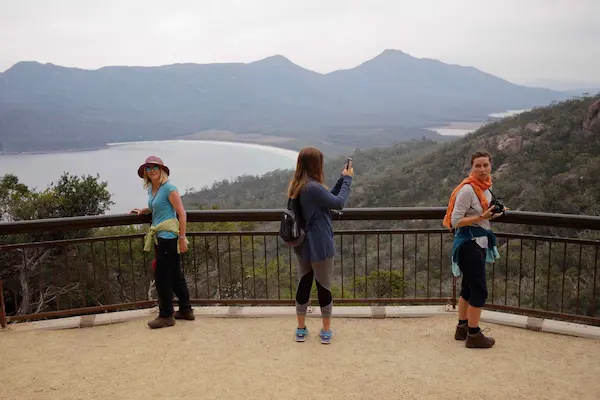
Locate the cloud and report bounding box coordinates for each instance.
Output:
[0,0,598,85]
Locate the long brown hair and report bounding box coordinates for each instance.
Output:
[287,147,325,199]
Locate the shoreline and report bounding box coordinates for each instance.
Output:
[0,136,300,158]
[424,108,529,135]
[0,145,111,156]
[108,138,299,158]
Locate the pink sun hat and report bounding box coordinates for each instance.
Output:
[137,155,170,178]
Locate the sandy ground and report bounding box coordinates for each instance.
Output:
[1,315,599,400]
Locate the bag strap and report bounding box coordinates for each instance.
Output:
[288,196,315,233]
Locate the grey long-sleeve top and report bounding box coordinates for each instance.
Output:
[451,184,492,249]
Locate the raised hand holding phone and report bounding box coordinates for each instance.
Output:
[343,157,354,177]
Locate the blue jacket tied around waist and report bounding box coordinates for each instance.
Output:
[451,226,500,277]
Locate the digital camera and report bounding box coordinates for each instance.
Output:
[490,197,505,214]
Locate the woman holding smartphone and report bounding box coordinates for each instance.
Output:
[288,148,353,344]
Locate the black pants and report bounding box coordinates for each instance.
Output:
[458,240,488,308]
[155,238,192,317]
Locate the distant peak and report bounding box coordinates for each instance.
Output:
[380,49,409,56]
[251,54,294,66]
[343,49,417,71]
[374,49,414,60]
[4,61,67,75]
[357,49,417,67]
[7,61,44,70]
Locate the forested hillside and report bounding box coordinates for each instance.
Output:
[184,95,600,217]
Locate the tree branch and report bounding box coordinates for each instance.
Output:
[34,283,80,314]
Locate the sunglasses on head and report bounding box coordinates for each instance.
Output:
[145,165,160,172]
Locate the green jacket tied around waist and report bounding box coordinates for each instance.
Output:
[143,218,188,254]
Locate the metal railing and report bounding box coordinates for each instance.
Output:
[1,208,599,328]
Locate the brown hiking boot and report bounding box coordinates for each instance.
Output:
[174,309,195,321]
[454,323,468,340]
[147,316,175,329]
[465,328,495,348]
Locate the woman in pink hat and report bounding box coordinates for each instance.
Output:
[132,156,195,329]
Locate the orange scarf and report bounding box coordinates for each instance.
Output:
[442,173,492,229]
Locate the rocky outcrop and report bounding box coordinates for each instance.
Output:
[497,134,524,153]
[525,122,544,132]
[583,99,600,132]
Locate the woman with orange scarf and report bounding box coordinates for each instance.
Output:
[443,150,505,349]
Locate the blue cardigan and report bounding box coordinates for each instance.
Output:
[451,226,500,277]
[294,175,352,262]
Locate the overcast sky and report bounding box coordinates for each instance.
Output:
[1,0,598,87]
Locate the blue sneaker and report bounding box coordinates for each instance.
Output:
[296,327,309,342]
[319,328,332,344]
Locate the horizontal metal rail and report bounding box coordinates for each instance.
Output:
[1,207,599,235]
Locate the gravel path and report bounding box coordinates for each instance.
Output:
[1,315,598,400]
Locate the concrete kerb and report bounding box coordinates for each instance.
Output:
[2,305,599,340]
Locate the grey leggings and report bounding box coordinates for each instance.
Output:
[294,255,334,317]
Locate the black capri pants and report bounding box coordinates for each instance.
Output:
[458,240,488,308]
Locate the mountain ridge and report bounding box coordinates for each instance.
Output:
[0,50,573,90]
[1,50,567,90]
[0,49,576,153]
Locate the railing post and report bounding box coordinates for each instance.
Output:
[0,278,7,328]
[451,276,457,309]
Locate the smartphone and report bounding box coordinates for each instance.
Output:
[345,157,352,169]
